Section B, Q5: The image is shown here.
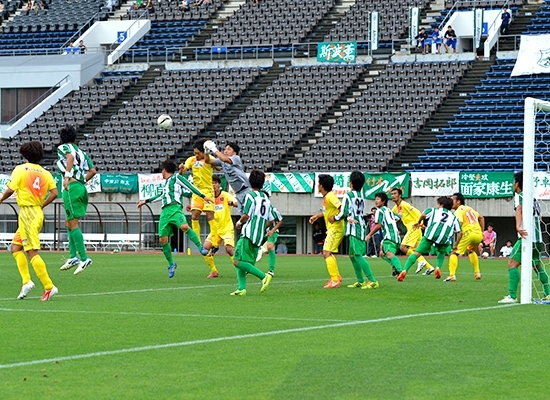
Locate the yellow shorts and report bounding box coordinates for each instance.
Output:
[456,230,483,254]
[206,229,235,248]
[191,194,215,212]
[13,206,44,251]
[402,227,422,249]
[323,228,344,254]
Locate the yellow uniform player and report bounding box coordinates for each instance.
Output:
[201,175,238,278]
[309,174,344,289]
[447,192,484,281]
[179,138,218,242]
[391,188,435,275]
[0,141,59,301]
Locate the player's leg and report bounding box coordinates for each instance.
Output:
[158,212,177,277]
[448,231,470,280]
[467,232,483,279]
[233,238,272,293]
[190,197,202,238]
[11,231,35,299]
[203,233,219,278]
[382,240,403,276]
[266,231,278,274]
[323,229,343,288]
[403,229,432,273]
[533,243,550,298]
[177,209,207,255]
[350,236,377,287]
[499,240,522,303]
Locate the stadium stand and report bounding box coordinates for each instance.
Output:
[289,61,470,172]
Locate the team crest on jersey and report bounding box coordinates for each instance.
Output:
[537,49,550,68]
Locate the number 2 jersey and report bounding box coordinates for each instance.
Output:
[422,207,461,244]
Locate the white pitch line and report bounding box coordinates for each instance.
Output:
[0,304,515,370]
[0,307,349,323]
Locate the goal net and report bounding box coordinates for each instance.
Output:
[522,97,550,304]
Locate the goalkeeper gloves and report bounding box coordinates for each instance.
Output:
[203,140,218,155]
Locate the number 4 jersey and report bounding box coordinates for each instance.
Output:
[8,162,57,207]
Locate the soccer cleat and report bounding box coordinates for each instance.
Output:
[434,268,442,279]
[230,289,246,296]
[60,257,79,271]
[17,280,35,299]
[207,246,219,256]
[475,272,482,280]
[362,281,380,290]
[397,271,407,282]
[444,276,456,282]
[260,271,273,292]
[323,279,341,289]
[347,281,364,288]
[268,270,275,277]
[391,267,399,277]
[199,247,209,256]
[167,263,177,278]
[498,295,518,304]
[40,286,58,301]
[415,260,427,274]
[206,271,219,278]
[74,258,92,275]
[541,294,550,301]
[424,267,435,275]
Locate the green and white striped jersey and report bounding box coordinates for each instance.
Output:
[56,143,94,183]
[515,192,543,243]
[335,190,368,240]
[270,205,283,232]
[147,173,204,208]
[241,190,274,247]
[422,207,461,244]
[375,206,401,244]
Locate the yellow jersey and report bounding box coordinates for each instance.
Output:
[392,200,421,231]
[214,190,235,231]
[323,191,344,232]
[7,163,56,207]
[454,205,482,234]
[184,156,214,197]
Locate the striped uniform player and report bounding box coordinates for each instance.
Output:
[231,169,274,296]
[138,160,209,278]
[256,180,284,276]
[391,188,435,275]
[399,196,461,281]
[57,125,97,275]
[367,192,403,279]
[334,171,378,289]
[499,171,550,303]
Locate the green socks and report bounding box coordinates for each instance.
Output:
[162,242,174,265]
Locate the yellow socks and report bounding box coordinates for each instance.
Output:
[192,219,201,238]
[30,254,53,290]
[469,252,480,274]
[325,254,340,281]
[13,251,31,284]
[449,254,458,277]
[204,255,218,273]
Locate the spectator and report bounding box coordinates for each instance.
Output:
[431,26,443,54]
[444,25,457,53]
[500,6,511,35]
[0,0,5,23]
[104,0,115,12]
[63,41,80,54]
[23,0,32,13]
[415,28,429,54]
[78,40,87,54]
[367,207,382,258]
[145,0,153,12]
[499,239,513,258]
[479,222,497,258]
[312,222,326,254]
[179,0,190,11]
[276,240,288,255]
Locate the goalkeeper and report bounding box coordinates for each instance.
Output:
[203,140,251,212]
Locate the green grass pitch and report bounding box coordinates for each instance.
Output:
[0,251,548,399]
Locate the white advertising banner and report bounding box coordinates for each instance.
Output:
[410,171,459,196]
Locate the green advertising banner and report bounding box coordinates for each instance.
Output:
[101,174,139,194]
[459,172,514,198]
[268,172,314,193]
[53,173,102,194]
[314,172,409,199]
[317,42,357,63]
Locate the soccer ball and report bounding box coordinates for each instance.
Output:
[157,114,173,130]
[481,251,489,259]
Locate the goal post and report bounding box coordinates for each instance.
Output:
[522,97,550,304]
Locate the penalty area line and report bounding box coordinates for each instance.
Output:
[0,304,514,370]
